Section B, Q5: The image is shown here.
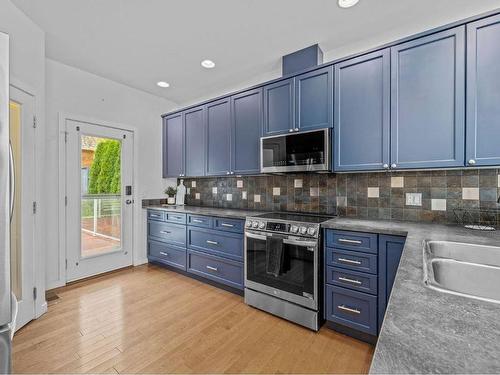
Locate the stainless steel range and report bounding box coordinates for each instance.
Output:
[244,212,333,331]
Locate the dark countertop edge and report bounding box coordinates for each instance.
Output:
[143,204,269,220]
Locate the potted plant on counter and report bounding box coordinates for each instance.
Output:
[165,186,177,205]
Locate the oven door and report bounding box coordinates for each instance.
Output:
[244,231,318,310]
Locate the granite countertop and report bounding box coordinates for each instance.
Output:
[321,217,500,374]
[143,204,268,220]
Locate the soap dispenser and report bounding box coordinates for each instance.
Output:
[176,179,186,206]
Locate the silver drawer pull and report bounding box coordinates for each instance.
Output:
[150,214,161,218]
[338,238,362,245]
[206,265,218,272]
[338,305,361,314]
[171,216,182,220]
[338,276,362,285]
[338,257,362,265]
[193,219,204,223]
[159,252,169,257]
[221,223,234,228]
[160,230,171,234]
[206,240,219,245]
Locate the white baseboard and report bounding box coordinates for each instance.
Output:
[134,257,148,266]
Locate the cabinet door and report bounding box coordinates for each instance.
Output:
[296,66,333,131]
[184,106,206,177]
[263,78,294,135]
[378,235,405,332]
[162,113,184,178]
[466,14,500,167]
[231,88,263,174]
[206,98,231,176]
[390,27,465,169]
[334,50,390,171]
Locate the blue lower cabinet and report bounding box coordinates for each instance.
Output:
[187,250,244,290]
[148,240,186,271]
[147,210,165,221]
[325,285,378,336]
[326,266,378,295]
[326,247,378,274]
[213,217,244,234]
[187,214,213,228]
[187,227,243,261]
[165,212,187,224]
[378,235,406,331]
[148,221,186,247]
[326,229,378,254]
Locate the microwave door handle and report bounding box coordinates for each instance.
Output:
[9,142,15,221]
[282,238,317,248]
[245,232,267,241]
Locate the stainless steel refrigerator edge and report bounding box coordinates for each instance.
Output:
[0,31,11,374]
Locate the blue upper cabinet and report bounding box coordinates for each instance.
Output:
[295,66,333,131]
[263,78,295,135]
[466,14,500,167]
[206,98,232,176]
[162,112,184,178]
[390,26,465,169]
[334,49,390,172]
[184,106,206,177]
[231,88,263,175]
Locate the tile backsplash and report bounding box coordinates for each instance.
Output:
[179,169,500,225]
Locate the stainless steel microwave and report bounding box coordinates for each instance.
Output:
[260,128,330,173]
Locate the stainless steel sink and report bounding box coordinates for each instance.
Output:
[423,240,500,304]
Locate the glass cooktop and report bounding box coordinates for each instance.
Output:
[254,212,335,224]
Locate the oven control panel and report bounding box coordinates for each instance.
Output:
[245,219,319,238]
[266,222,289,232]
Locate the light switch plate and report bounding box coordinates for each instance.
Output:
[406,193,422,206]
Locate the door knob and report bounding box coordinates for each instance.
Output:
[126,199,133,205]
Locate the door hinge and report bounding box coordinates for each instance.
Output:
[33,287,37,300]
[65,259,68,270]
[65,196,68,206]
[64,131,68,143]
[33,115,37,128]
[32,201,37,214]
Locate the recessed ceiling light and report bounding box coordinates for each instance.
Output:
[201,59,216,69]
[157,81,170,88]
[338,0,359,8]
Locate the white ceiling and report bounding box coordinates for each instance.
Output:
[12,0,500,106]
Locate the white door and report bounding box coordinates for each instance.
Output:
[65,119,134,281]
[9,86,36,330]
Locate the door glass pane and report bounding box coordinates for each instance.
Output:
[9,101,22,300]
[81,135,122,258]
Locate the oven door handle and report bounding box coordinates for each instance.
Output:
[245,232,267,241]
[282,238,317,248]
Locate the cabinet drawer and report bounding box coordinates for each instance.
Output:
[187,250,243,290]
[326,266,377,295]
[148,221,186,247]
[213,217,244,233]
[326,248,378,274]
[187,214,213,228]
[147,210,165,221]
[326,230,378,254]
[148,240,186,271]
[165,212,187,224]
[187,227,243,261]
[325,285,377,335]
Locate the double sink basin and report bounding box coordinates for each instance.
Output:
[423,240,500,304]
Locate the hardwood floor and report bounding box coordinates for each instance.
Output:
[13,264,374,374]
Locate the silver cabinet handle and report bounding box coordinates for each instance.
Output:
[338,257,362,265]
[170,216,182,220]
[468,159,476,165]
[160,230,171,234]
[338,276,362,285]
[206,265,218,272]
[192,219,204,223]
[338,305,361,315]
[221,223,234,228]
[206,240,219,245]
[338,238,362,245]
[150,213,161,218]
[159,252,169,257]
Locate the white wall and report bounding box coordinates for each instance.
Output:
[0,0,46,317]
[45,58,177,289]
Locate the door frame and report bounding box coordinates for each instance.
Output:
[58,113,137,287]
[9,77,47,324]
